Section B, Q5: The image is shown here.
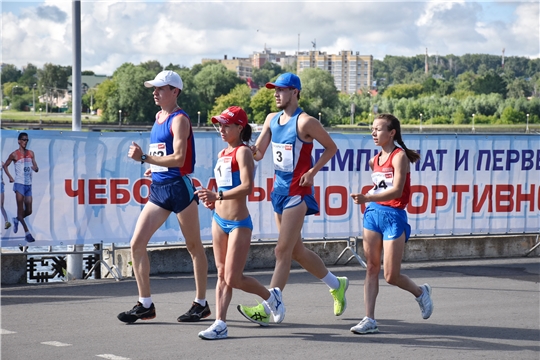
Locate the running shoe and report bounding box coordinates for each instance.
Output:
[198,320,228,340]
[266,287,285,323]
[237,303,270,326]
[4,221,11,229]
[416,283,433,319]
[350,316,379,334]
[329,276,349,316]
[177,301,211,322]
[117,302,156,323]
[12,217,18,233]
[25,233,35,243]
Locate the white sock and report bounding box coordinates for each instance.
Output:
[195,298,207,306]
[321,271,340,290]
[262,290,275,314]
[139,297,152,308]
[214,319,226,327]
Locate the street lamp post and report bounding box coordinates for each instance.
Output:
[197,111,201,128]
[420,113,423,133]
[32,84,36,115]
[39,108,42,124]
[318,112,321,122]
[119,109,122,126]
[472,114,475,133]
[526,113,530,133]
[10,85,19,109]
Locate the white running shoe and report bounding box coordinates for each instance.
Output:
[350,316,379,334]
[416,283,433,319]
[265,287,285,323]
[198,320,228,340]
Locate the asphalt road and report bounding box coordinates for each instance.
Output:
[2,257,539,360]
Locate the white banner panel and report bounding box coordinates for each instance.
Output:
[1,130,538,247]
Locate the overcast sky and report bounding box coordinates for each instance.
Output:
[2,1,539,76]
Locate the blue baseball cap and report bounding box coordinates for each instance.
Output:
[265,73,302,91]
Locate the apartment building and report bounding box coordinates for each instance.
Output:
[251,47,296,69]
[201,55,253,79]
[297,50,373,94]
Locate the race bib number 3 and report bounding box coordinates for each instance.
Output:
[368,171,394,195]
[214,156,233,187]
[149,143,168,172]
[272,142,293,172]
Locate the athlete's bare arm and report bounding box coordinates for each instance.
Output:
[30,151,39,172]
[251,112,276,161]
[3,152,16,183]
[128,113,191,168]
[297,113,337,187]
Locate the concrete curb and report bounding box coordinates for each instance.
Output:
[2,234,538,284]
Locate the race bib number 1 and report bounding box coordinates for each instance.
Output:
[272,142,293,172]
[214,156,233,187]
[149,143,168,172]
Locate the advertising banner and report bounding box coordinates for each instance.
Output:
[1,130,538,248]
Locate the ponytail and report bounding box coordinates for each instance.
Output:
[376,113,420,163]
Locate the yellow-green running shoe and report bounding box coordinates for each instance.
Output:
[330,276,349,316]
[237,303,270,326]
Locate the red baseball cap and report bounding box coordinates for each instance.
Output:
[211,106,248,127]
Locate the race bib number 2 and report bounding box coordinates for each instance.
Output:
[272,142,293,172]
[149,143,168,172]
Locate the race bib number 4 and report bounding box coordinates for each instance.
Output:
[272,142,293,172]
[149,143,168,172]
[214,156,233,187]
[367,171,394,195]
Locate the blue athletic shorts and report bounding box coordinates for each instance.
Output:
[213,212,253,234]
[13,183,32,197]
[363,202,411,242]
[149,176,198,214]
[271,192,319,216]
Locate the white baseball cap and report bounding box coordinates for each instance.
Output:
[144,70,183,90]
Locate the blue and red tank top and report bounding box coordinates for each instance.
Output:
[214,144,246,192]
[269,108,313,196]
[149,108,195,182]
[368,147,410,209]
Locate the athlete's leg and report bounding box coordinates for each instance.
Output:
[382,232,422,297]
[23,194,32,218]
[363,228,383,320]
[177,201,208,301]
[15,191,29,233]
[269,202,308,290]
[1,191,8,223]
[131,202,171,298]
[224,226,269,299]
[212,220,231,321]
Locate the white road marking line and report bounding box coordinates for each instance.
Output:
[96,354,131,360]
[1,329,16,335]
[41,341,72,347]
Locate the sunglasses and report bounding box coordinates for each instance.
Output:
[20,139,29,142]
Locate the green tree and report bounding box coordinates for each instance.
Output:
[1,64,21,84]
[298,68,339,125]
[252,62,282,87]
[249,88,277,124]
[211,84,252,122]
[18,63,38,87]
[93,78,118,120]
[194,64,244,119]
[472,70,506,96]
[382,84,423,99]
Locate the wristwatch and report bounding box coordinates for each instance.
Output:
[141,154,147,164]
[218,190,223,201]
